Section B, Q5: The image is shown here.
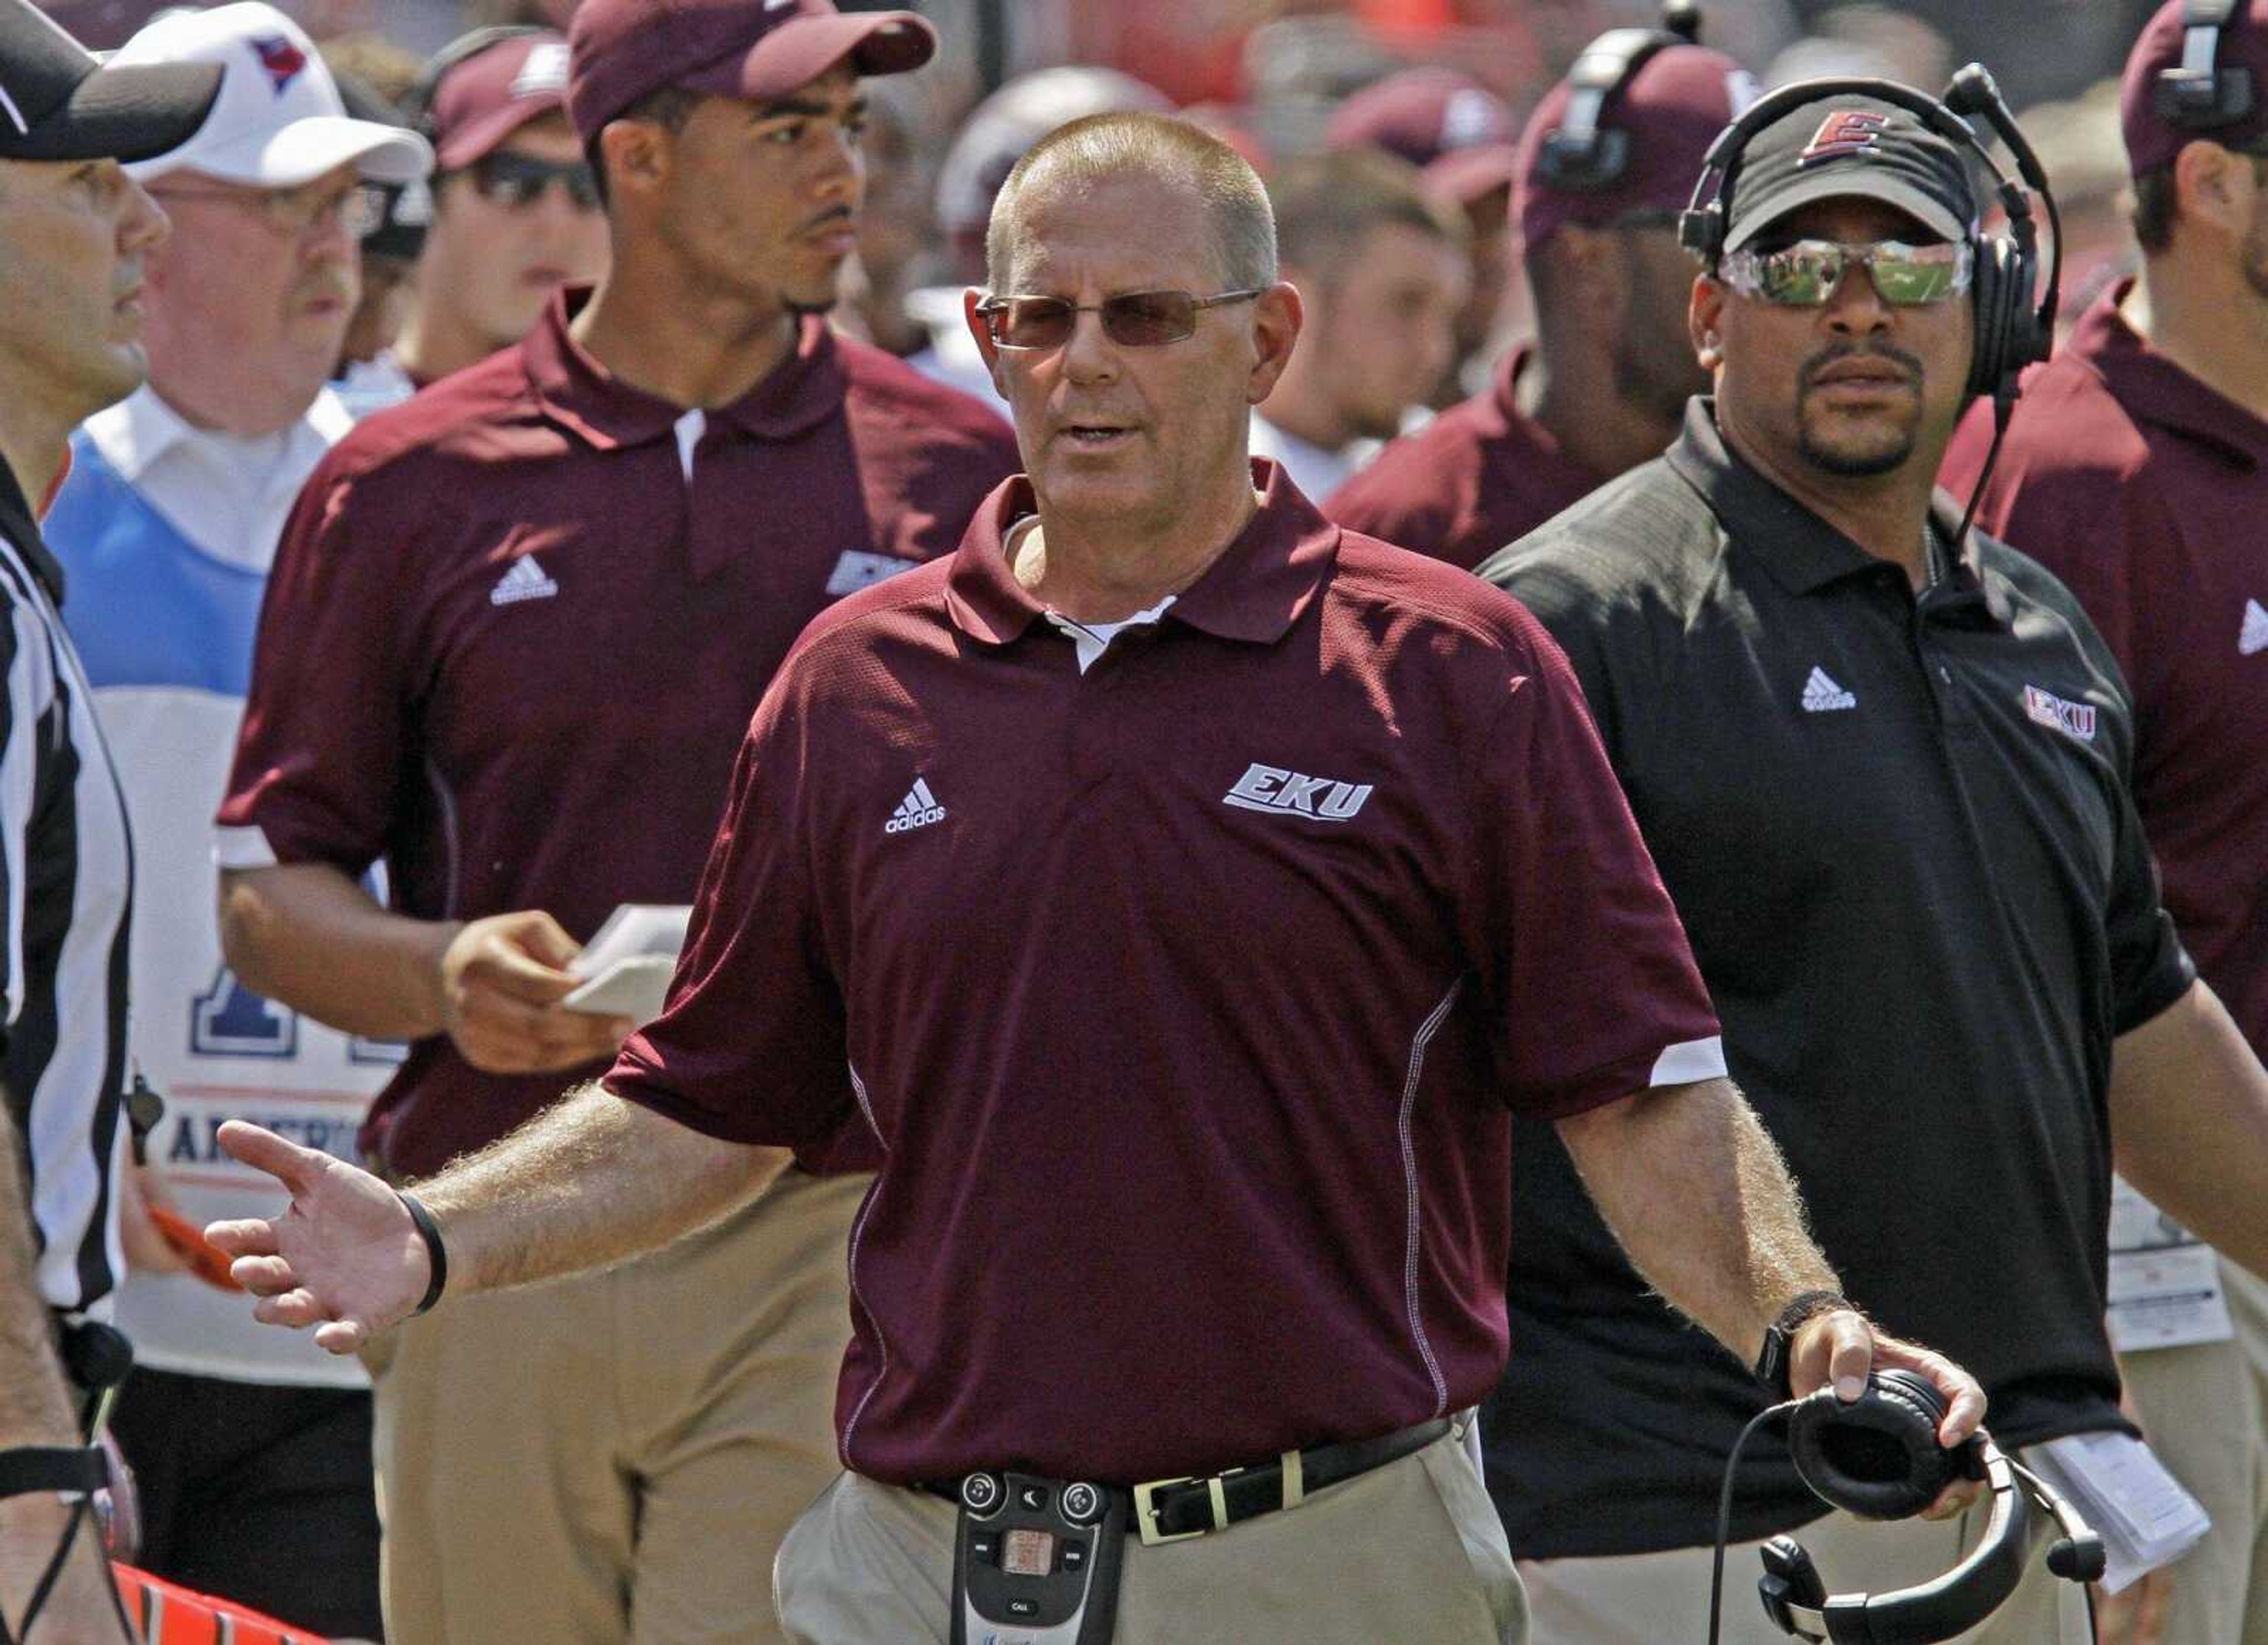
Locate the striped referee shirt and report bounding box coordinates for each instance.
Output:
[0,458,133,1316]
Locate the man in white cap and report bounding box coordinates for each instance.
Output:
[39,5,426,1635]
[0,0,216,1637]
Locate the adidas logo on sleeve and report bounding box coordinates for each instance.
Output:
[885,778,946,834]
[1799,666,1857,712]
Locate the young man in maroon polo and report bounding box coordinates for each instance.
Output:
[205,112,1991,1644]
[1942,6,2268,1638]
[1326,36,1753,569]
[209,1,1016,1639]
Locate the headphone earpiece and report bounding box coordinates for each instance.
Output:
[1537,3,1707,194]
[1786,1367,1961,1522]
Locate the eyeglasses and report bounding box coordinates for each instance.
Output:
[974,288,1265,350]
[149,177,382,240]
[1719,238,1973,307]
[451,152,602,213]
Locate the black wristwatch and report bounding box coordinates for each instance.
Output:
[1754,1289,1853,1400]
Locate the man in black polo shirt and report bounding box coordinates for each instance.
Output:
[1480,89,2268,1643]
[206,112,1992,1644]
[0,1,217,1637]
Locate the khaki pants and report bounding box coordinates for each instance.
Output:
[1519,1455,2090,1645]
[772,1425,1527,1643]
[2117,1258,2268,1645]
[367,1167,865,1645]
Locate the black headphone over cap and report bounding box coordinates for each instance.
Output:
[1534,0,1703,192]
[2158,0,2253,128]
[1678,66,2062,410]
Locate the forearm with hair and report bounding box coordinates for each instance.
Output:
[1556,1077,1843,1365]
[0,1114,77,1448]
[411,1082,791,1295]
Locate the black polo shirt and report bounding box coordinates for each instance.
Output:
[1472,399,2195,1556]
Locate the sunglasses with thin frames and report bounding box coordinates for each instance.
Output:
[454,152,602,213]
[976,288,1265,350]
[1719,238,1974,307]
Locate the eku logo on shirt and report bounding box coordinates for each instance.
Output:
[2022,685,2096,742]
[1223,762,1373,822]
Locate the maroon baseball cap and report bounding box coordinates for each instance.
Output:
[1328,69,1517,169]
[2122,0,2268,175]
[1516,43,1756,250]
[429,31,572,169]
[566,0,936,146]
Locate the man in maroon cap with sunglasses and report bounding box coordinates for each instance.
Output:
[389,28,611,390]
[204,0,1016,1638]
[1328,34,1755,569]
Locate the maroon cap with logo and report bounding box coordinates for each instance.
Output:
[1327,68,1519,206]
[2121,0,2268,175]
[1516,43,1754,250]
[566,0,936,145]
[429,31,572,168]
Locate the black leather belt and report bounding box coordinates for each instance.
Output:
[921,1416,1452,1548]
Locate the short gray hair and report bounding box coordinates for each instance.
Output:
[986,112,1276,292]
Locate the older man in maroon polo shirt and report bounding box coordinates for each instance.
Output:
[206,112,1987,1643]
[1327,32,1753,569]
[1943,6,2268,1639]
[207,0,1016,1639]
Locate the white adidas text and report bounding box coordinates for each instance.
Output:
[490,555,559,606]
[885,778,946,835]
[1800,666,1856,712]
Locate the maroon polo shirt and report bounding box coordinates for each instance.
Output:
[1943,283,2268,1054]
[1324,348,1606,570]
[219,287,1019,1179]
[605,461,1725,1485]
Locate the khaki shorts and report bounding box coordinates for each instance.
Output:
[773,1424,1527,1644]
[367,1167,865,1645]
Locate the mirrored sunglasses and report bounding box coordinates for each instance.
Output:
[458,152,602,213]
[1719,238,1974,307]
[975,288,1265,350]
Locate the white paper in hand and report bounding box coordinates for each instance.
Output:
[562,905,693,1021]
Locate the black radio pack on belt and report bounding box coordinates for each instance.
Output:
[1709,1370,2107,1645]
[950,1471,1126,1645]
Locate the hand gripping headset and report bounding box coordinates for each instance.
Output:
[1678,67,2063,417]
[1707,1371,2107,1645]
[1533,0,1704,192]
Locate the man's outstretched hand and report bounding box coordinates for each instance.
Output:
[203,1121,434,1354]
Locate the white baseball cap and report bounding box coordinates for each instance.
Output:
[113,2,430,188]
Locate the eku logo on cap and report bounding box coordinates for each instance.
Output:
[512,42,569,99]
[1800,109,1889,168]
[249,34,307,95]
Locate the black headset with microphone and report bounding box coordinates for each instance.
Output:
[1534,0,1705,192]
[2156,0,2251,128]
[1743,1370,2109,1644]
[1678,66,2061,411]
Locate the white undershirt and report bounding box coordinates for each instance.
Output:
[1004,517,1177,673]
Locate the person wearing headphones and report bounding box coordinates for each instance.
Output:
[1943,6,2268,1640]
[1478,81,2268,1643]
[1327,26,1755,569]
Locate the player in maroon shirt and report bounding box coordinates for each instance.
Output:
[208,112,1986,1644]
[1942,6,2268,1639]
[1327,30,1754,569]
[208,1,1015,1640]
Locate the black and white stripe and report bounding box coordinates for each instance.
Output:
[0,522,133,1316]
